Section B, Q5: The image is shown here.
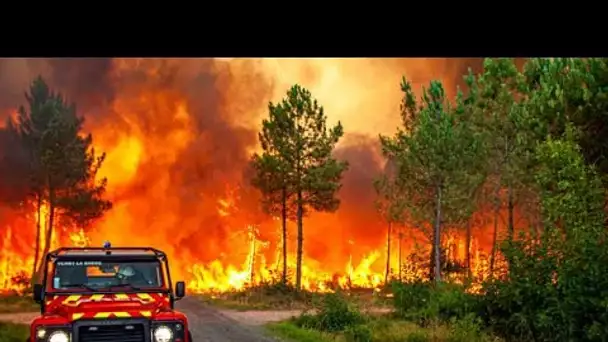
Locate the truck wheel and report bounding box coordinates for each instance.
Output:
[188,331,193,341]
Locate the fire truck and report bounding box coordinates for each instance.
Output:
[28,242,192,342]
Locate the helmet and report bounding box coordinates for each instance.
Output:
[117,265,135,278]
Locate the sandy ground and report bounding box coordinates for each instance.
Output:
[0,311,38,325]
[219,309,303,326]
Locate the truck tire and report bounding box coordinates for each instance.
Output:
[188,331,193,341]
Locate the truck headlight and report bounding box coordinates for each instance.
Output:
[36,328,47,339]
[153,325,173,342]
[48,330,70,342]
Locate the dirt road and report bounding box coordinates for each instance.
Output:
[0,297,286,342]
[177,296,280,342]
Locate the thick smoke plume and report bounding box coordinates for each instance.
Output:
[0,58,483,279]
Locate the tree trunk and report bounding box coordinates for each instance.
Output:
[250,234,256,283]
[281,186,288,284]
[433,185,442,283]
[295,189,304,291]
[489,183,501,277]
[507,183,514,241]
[465,219,472,281]
[398,229,403,282]
[384,221,392,284]
[505,139,514,242]
[36,187,55,280]
[31,193,42,283]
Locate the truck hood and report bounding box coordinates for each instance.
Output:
[44,293,172,321]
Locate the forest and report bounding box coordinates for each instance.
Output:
[1,58,607,341]
[251,58,608,342]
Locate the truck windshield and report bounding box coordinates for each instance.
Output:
[52,260,164,290]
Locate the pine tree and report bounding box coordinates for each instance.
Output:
[7,76,112,281]
[252,85,348,290]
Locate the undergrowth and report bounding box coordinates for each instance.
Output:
[0,322,28,342]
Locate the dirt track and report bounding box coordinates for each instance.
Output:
[0,297,290,341]
[177,296,281,341]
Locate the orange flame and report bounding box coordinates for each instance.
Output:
[0,58,506,294]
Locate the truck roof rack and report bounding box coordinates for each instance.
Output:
[48,247,167,258]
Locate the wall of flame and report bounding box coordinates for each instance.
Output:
[0,58,512,293]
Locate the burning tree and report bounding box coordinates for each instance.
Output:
[6,76,112,282]
[250,152,296,285]
[373,158,405,284]
[381,79,483,282]
[251,85,348,291]
[470,59,528,275]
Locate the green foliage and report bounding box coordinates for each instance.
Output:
[293,292,365,332]
[522,58,608,183]
[381,78,485,280]
[250,153,295,218]
[375,58,608,342]
[0,323,28,342]
[252,84,348,217]
[392,281,479,325]
[344,324,373,342]
[481,135,608,341]
[446,314,487,342]
[405,330,430,342]
[266,321,335,342]
[373,170,404,224]
[251,84,348,289]
[391,280,432,319]
[7,76,111,279]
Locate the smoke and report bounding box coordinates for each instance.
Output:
[0,128,30,205]
[0,58,484,275]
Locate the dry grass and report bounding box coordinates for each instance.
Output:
[196,284,393,312]
[0,295,38,314]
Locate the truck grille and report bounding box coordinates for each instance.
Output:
[78,323,145,342]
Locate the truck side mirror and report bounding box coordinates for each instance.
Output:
[33,284,43,304]
[175,281,186,300]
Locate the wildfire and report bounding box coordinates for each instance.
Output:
[0,58,502,294]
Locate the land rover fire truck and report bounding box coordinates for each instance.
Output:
[28,243,192,342]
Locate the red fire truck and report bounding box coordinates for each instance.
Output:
[28,243,192,342]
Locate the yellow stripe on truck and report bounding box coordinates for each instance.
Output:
[114,312,131,318]
[137,293,154,302]
[62,295,82,305]
[72,313,84,320]
[114,293,129,300]
[94,312,112,319]
[92,312,132,319]
[90,294,105,301]
[140,311,152,317]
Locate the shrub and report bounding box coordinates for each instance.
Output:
[293,291,365,332]
[405,330,429,342]
[447,313,487,342]
[391,280,432,319]
[0,322,29,342]
[481,234,608,342]
[478,131,608,341]
[344,324,373,342]
[392,281,479,324]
